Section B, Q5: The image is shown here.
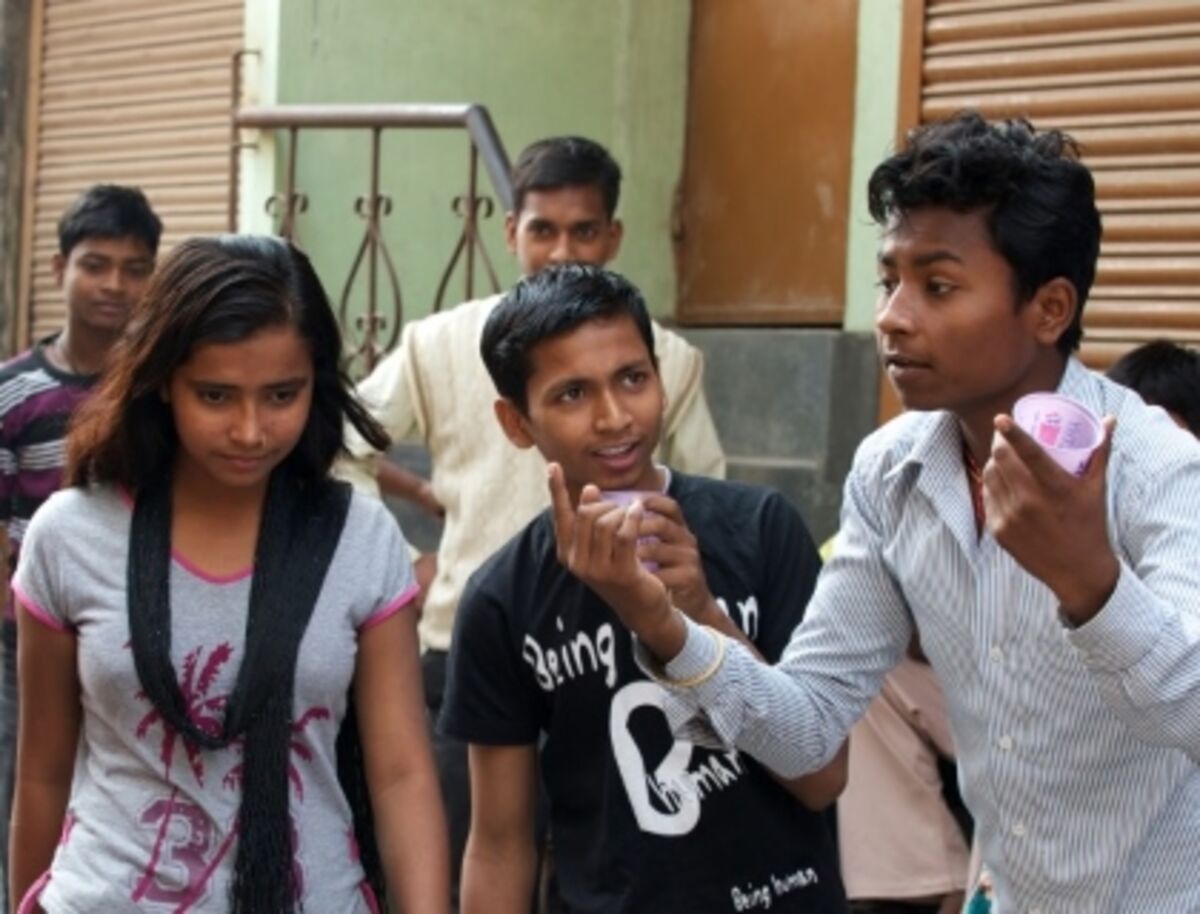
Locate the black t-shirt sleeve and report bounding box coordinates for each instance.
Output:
[754,491,823,664]
[439,574,540,746]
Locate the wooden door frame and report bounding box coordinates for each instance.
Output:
[876,0,927,426]
[14,0,45,354]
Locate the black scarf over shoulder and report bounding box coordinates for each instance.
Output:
[128,470,382,913]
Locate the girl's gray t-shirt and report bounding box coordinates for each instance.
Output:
[13,484,417,913]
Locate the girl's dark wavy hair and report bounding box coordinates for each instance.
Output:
[867,110,1102,354]
[67,234,388,487]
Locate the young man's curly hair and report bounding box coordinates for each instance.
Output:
[868,111,1102,354]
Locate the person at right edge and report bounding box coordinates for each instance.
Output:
[548,111,1200,913]
[1107,339,1200,437]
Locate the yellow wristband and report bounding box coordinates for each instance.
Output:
[667,626,727,689]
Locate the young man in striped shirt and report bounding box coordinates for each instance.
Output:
[0,184,161,902]
[553,112,1200,912]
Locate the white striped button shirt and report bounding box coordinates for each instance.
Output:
[652,358,1200,914]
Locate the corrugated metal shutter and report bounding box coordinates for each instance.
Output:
[20,0,242,345]
[914,0,1200,369]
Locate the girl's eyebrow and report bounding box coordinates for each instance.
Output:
[186,376,310,389]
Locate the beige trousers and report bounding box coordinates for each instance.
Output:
[838,657,970,901]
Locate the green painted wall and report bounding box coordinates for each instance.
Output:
[265,0,690,329]
[842,0,904,332]
[240,0,281,237]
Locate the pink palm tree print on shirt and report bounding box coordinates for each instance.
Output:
[131,642,331,909]
[131,642,234,907]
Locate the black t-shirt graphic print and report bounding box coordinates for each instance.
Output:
[441,472,847,914]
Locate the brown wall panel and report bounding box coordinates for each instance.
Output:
[676,0,858,325]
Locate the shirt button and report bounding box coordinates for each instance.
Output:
[998,734,1014,751]
[1012,822,1027,838]
[989,646,1004,663]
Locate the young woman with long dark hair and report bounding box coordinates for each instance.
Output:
[8,235,449,913]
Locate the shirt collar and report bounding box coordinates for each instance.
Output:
[899,412,981,559]
[1054,356,1103,416]
[657,465,673,493]
[882,357,1090,559]
[887,357,1091,481]
[885,410,961,483]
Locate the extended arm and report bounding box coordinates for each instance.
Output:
[547,462,909,780]
[377,462,445,518]
[636,492,848,808]
[354,610,450,913]
[654,330,726,479]
[461,743,538,914]
[9,609,80,910]
[338,333,424,498]
[780,741,848,810]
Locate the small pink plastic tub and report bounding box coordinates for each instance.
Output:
[598,490,661,571]
[1012,392,1103,476]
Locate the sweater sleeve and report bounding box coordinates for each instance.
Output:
[337,321,427,496]
[653,324,726,479]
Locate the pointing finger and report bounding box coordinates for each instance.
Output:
[547,463,575,563]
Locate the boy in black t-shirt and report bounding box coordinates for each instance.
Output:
[440,264,848,914]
